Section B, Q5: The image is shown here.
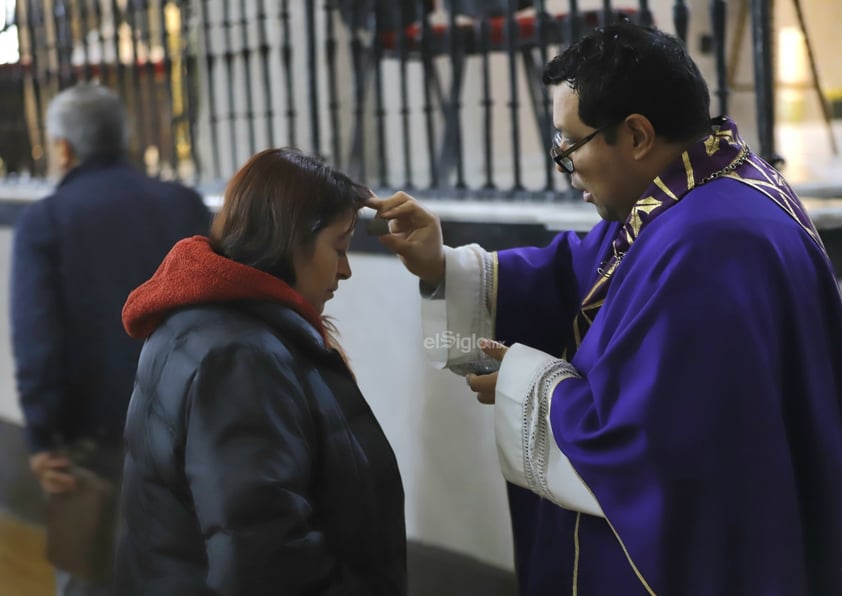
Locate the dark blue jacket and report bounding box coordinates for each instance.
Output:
[116,303,407,595]
[9,158,210,452]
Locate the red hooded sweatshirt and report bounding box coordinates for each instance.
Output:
[122,236,326,342]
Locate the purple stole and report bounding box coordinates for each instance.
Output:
[572,116,825,347]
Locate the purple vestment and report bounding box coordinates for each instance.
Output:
[494,122,842,595]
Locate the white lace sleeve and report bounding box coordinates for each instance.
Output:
[495,343,605,517]
[420,244,498,375]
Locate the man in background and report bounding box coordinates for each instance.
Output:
[9,82,210,595]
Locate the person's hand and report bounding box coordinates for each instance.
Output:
[365,192,446,286]
[466,339,508,404]
[30,451,77,494]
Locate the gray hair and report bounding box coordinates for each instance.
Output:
[45,83,129,162]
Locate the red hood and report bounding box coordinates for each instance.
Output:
[122,236,325,340]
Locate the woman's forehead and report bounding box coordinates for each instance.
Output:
[321,210,357,237]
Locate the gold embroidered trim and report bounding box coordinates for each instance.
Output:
[682,151,694,189]
[572,512,581,596]
[605,519,657,595]
[653,177,678,201]
[491,251,499,339]
[723,170,823,248]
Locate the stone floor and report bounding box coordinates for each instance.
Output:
[0,511,517,596]
[0,512,52,596]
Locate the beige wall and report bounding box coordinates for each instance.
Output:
[0,229,18,423]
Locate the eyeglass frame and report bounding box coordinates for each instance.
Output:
[549,123,614,174]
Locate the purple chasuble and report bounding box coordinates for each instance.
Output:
[494,118,842,595]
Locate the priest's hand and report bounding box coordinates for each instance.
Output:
[365,192,446,286]
[466,339,508,404]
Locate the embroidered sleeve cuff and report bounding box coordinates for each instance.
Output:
[494,343,605,518]
[420,245,495,372]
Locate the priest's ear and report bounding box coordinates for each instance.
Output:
[623,114,657,160]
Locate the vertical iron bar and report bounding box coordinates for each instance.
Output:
[75,0,93,80]
[305,0,321,156]
[109,0,130,102]
[158,0,180,176]
[111,0,138,158]
[174,0,197,178]
[445,5,465,189]
[136,0,162,167]
[89,0,112,87]
[601,0,613,26]
[222,0,239,172]
[535,0,554,193]
[710,0,728,115]
[4,50,29,173]
[20,0,46,175]
[419,0,437,188]
[506,0,523,191]
[637,0,653,27]
[36,0,57,96]
[673,0,689,44]
[750,0,777,163]
[279,0,296,147]
[567,0,582,44]
[347,2,366,179]
[35,2,54,154]
[323,0,340,165]
[199,0,221,179]
[160,0,179,171]
[373,11,389,188]
[257,0,275,149]
[53,0,75,86]
[122,0,149,157]
[397,0,414,188]
[181,0,201,178]
[478,15,494,190]
[238,0,256,154]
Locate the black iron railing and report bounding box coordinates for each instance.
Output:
[1,0,785,199]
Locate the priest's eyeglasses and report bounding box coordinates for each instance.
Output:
[550,125,610,174]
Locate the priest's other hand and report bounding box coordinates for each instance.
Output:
[466,339,508,404]
[365,192,445,286]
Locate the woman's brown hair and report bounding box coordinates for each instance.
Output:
[209,148,370,283]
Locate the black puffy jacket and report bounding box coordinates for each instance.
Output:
[115,238,406,595]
